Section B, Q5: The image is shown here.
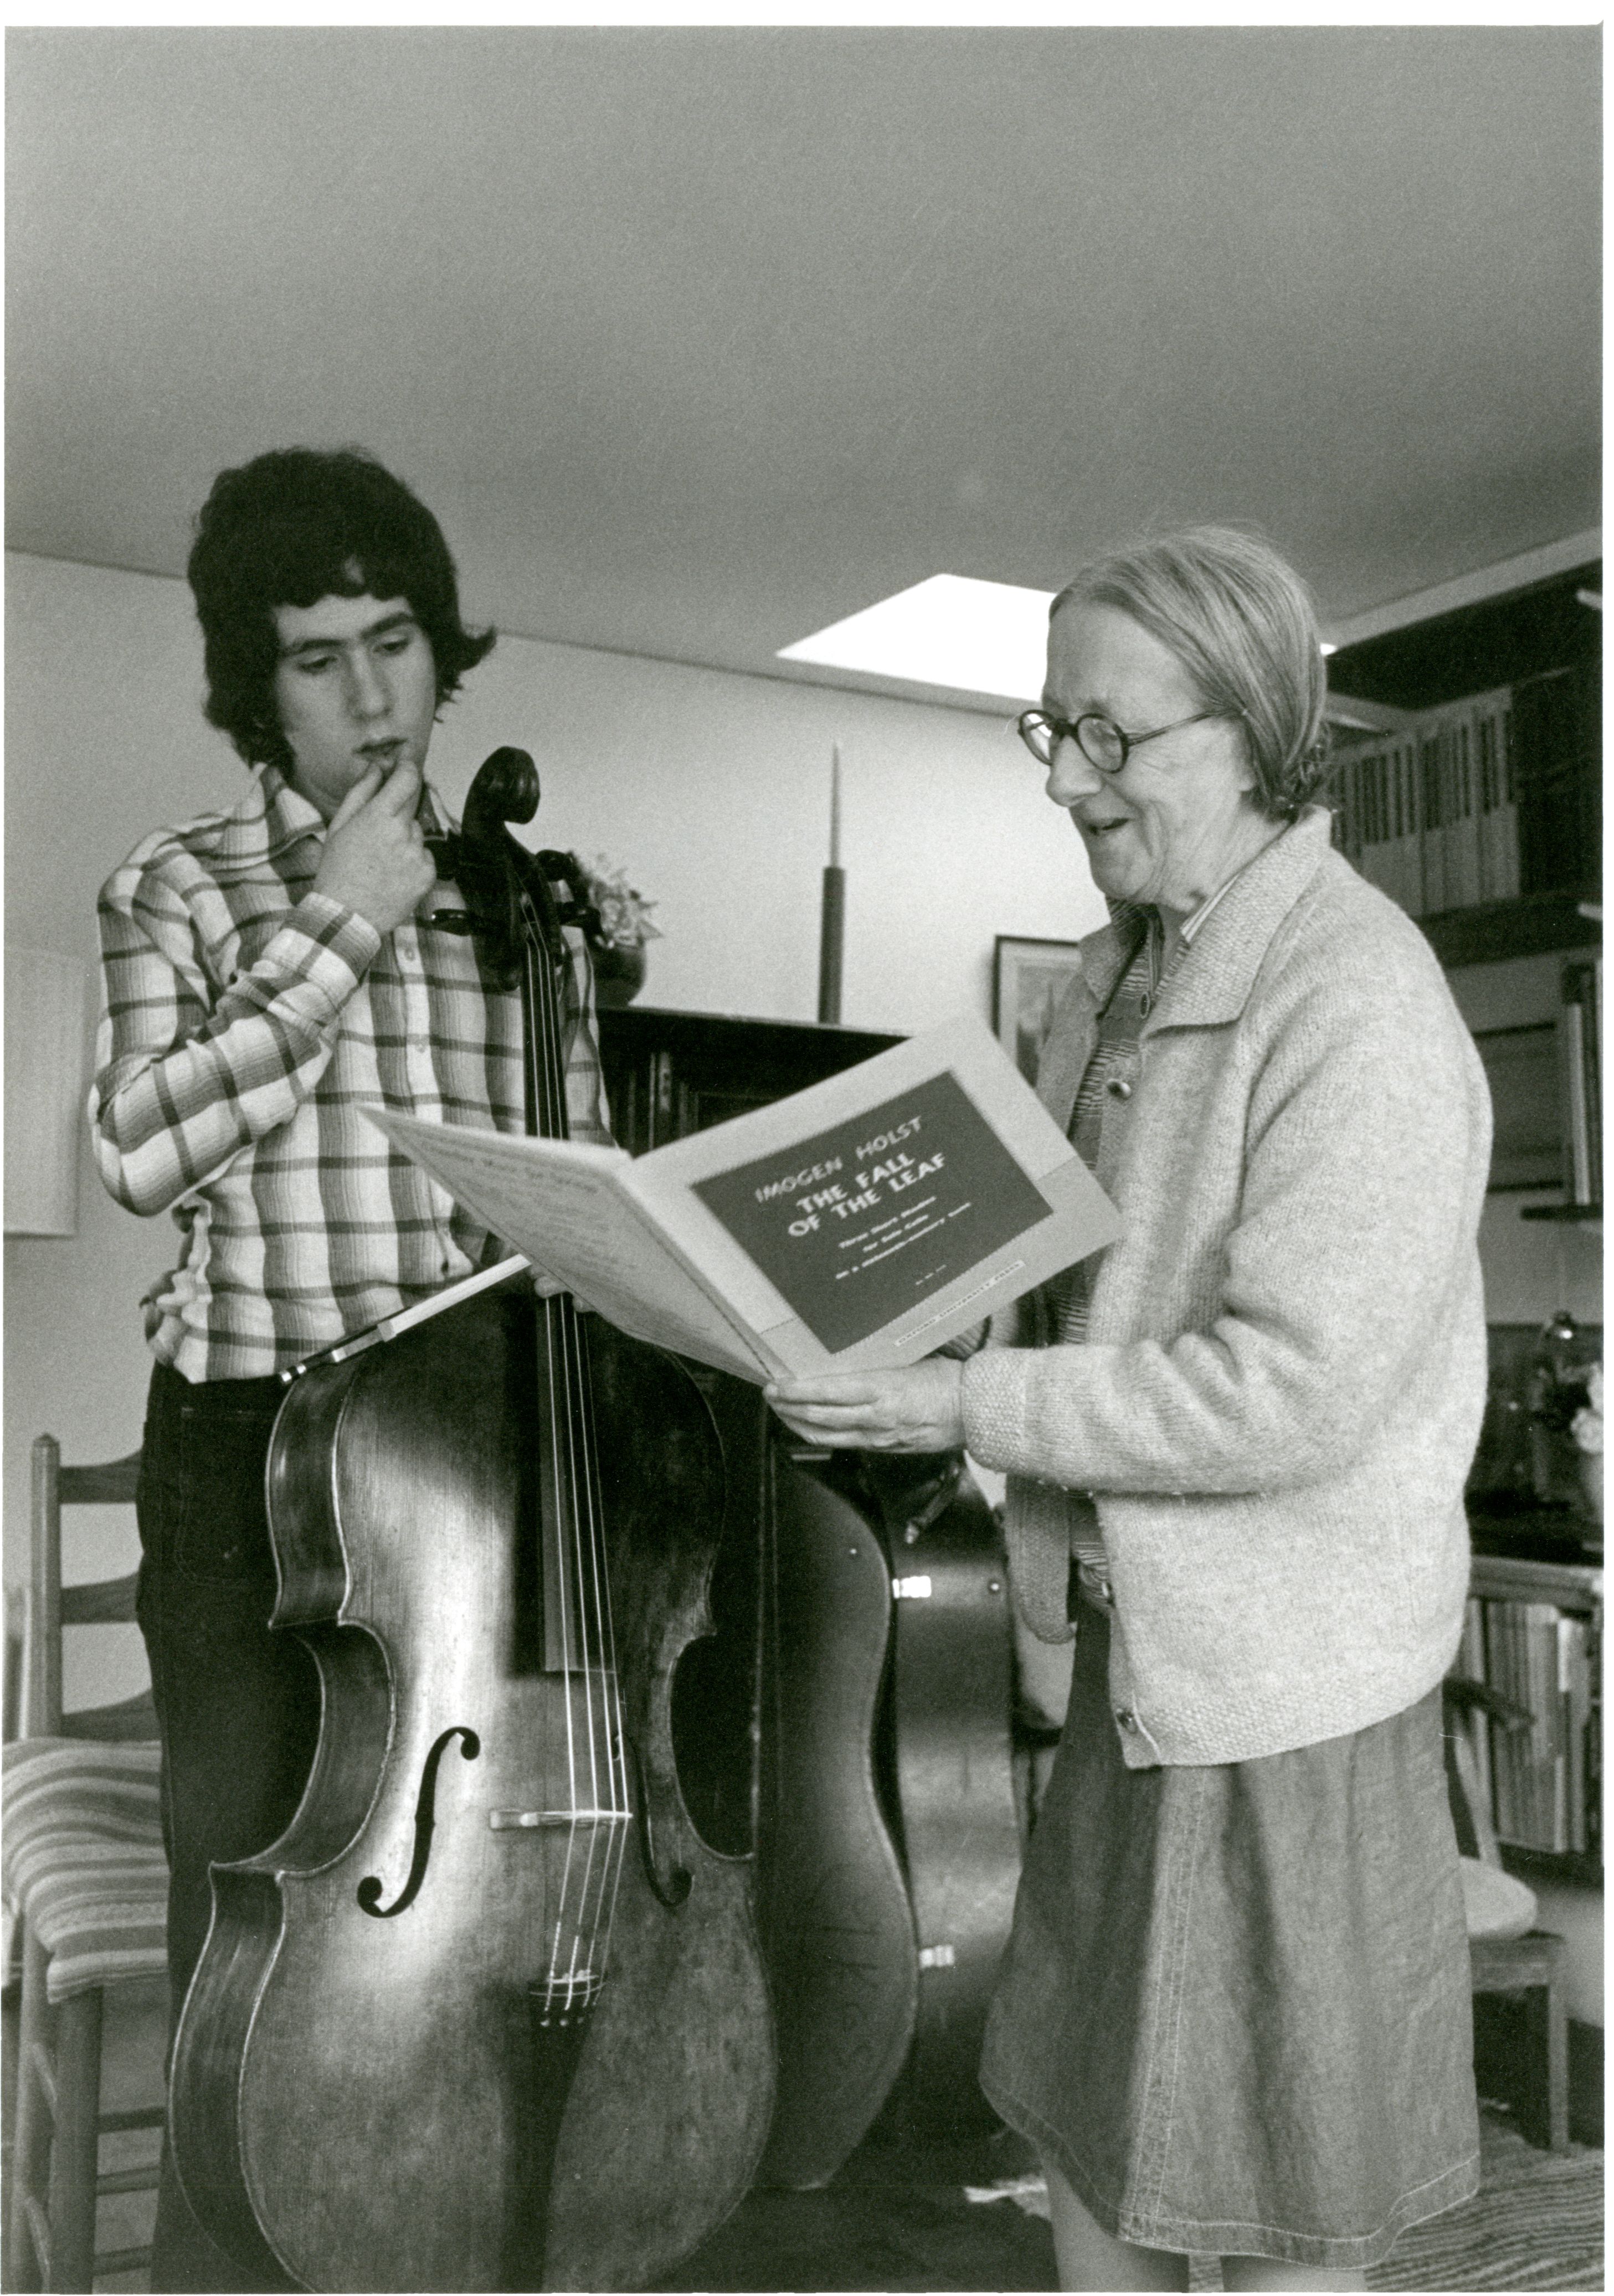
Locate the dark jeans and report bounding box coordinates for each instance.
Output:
[136,1362,321,2294]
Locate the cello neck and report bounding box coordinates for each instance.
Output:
[456,750,608,1682]
[515,873,604,1677]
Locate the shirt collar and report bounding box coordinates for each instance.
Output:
[259,763,327,858]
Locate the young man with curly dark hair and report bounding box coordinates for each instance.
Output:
[90,447,610,2291]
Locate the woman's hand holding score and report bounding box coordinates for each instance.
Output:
[764,1356,965,1453]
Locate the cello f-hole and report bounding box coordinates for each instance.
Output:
[357,1724,482,1919]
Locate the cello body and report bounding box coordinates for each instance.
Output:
[171,1284,773,2291]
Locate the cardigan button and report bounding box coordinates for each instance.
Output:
[1115,1708,1138,1732]
[1107,1078,1133,1100]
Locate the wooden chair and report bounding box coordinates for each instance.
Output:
[1443,1675,1570,2152]
[3,1437,168,2292]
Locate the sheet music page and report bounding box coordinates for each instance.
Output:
[361,1115,768,1379]
[367,1016,1122,1384]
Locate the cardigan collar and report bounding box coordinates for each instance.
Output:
[1144,805,1335,1032]
[1071,805,1335,1033]
[1032,807,1337,1135]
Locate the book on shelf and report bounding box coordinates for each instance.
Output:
[1418,720,1446,916]
[1468,1590,1599,1860]
[363,1014,1122,1387]
[1476,692,1518,904]
[1328,674,1579,918]
[1460,1595,1494,1815]
[1559,953,1602,1206]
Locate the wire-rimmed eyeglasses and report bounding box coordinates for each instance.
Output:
[1016,708,1234,776]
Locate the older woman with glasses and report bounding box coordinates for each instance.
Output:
[768,526,1490,2293]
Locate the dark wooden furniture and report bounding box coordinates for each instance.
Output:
[598,1005,902,1154]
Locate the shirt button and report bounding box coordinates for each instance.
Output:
[1116,1708,1138,1732]
[1108,1078,1133,1100]
[1139,992,1152,1017]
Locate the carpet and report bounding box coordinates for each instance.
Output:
[967,2114,1603,2292]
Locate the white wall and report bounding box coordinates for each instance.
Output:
[4,548,1106,1630]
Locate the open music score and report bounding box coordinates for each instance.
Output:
[365,1015,1121,1384]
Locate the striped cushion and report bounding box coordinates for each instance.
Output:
[2,1738,168,2002]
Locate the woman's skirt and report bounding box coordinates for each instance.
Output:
[980,1602,1481,2269]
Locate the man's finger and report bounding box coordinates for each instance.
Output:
[327,759,385,832]
[372,756,424,815]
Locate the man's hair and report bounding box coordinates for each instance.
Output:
[187,447,496,771]
[1052,525,1330,822]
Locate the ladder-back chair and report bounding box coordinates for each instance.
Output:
[3,1437,168,2293]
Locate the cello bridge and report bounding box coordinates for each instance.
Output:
[489,1808,631,1831]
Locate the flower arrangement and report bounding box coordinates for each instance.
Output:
[1570,1363,1603,1457]
[574,854,662,952]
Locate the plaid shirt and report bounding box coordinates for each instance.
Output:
[91,764,611,1382]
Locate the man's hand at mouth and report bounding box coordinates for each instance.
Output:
[313,756,438,935]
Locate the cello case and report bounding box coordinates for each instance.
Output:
[757,1443,1020,2187]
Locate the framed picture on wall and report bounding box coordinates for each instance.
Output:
[993,936,1084,1084]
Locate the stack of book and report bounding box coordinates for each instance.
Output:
[1329,659,1599,917]
[1459,1593,1600,1860]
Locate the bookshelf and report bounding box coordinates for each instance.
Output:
[1328,562,1601,1227]
[1326,560,1600,957]
[1462,1551,1602,1888]
[1339,568,1605,1888]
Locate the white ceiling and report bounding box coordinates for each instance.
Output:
[6,27,1601,694]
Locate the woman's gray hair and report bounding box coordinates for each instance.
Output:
[1052,526,1331,822]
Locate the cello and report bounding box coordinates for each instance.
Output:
[169,749,774,2291]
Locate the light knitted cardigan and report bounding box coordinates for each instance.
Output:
[960,807,1492,1769]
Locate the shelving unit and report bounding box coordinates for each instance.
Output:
[1327,559,1601,978]
[1332,563,1602,1239]
[1464,1552,1602,1888]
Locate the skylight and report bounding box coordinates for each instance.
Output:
[778,574,1055,703]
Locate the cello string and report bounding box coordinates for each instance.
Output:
[523,925,587,1984]
[521,889,619,1977]
[572,1344,633,1964]
[567,1315,623,1975]
[556,1293,609,1964]
[518,878,629,1970]
[573,1346,629,1821]
[526,910,603,1829]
